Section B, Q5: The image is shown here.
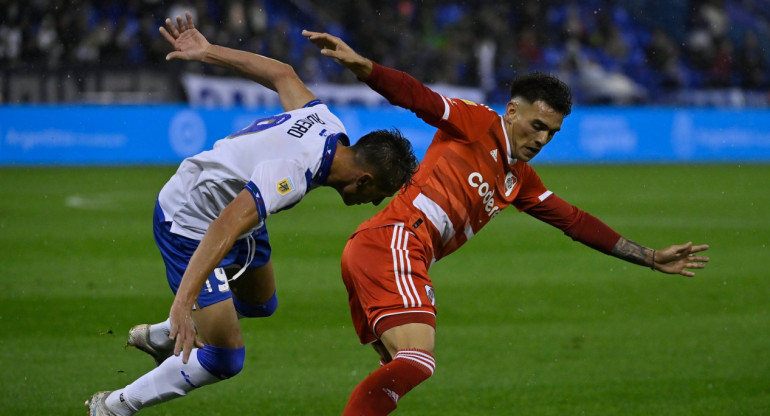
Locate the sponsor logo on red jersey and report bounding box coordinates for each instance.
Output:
[467,172,501,217]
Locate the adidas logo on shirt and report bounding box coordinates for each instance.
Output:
[490,149,498,162]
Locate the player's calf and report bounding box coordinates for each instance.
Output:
[343,349,435,415]
[91,345,245,415]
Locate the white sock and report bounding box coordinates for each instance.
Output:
[148,318,172,348]
[105,349,220,415]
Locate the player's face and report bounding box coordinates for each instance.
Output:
[504,99,565,162]
[340,179,393,206]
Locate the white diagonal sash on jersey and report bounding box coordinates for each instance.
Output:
[413,193,455,244]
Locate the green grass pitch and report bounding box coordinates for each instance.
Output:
[0,164,768,415]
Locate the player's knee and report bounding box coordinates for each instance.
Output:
[196,345,246,379]
[233,292,278,318]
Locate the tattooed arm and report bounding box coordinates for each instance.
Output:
[611,238,652,266]
[611,237,710,277]
[527,194,710,277]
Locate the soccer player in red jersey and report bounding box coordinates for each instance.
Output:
[303,30,711,415]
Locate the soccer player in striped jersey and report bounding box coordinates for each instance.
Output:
[303,30,711,415]
[85,14,417,416]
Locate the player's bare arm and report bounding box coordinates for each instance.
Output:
[302,30,373,79]
[168,190,261,363]
[160,12,315,111]
[612,237,710,277]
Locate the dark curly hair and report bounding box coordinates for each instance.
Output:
[509,72,573,116]
[352,128,419,193]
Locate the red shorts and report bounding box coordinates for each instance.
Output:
[341,224,436,344]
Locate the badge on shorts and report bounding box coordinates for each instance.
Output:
[276,177,294,195]
[425,285,435,306]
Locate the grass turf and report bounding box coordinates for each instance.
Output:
[0,164,767,415]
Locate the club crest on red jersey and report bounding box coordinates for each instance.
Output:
[504,172,517,197]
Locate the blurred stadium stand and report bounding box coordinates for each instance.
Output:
[1,0,768,106]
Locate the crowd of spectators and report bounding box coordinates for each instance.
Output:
[1,0,769,104]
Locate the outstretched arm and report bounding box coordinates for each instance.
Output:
[302,30,373,79]
[161,12,315,111]
[528,194,710,277]
[303,29,453,132]
[612,238,709,277]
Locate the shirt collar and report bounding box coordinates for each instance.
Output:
[313,133,349,186]
[500,117,517,164]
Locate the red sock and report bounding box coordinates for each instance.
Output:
[343,349,435,416]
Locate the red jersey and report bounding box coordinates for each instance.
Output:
[356,63,621,262]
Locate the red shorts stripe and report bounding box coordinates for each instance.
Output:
[342,225,436,344]
[391,226,422,308]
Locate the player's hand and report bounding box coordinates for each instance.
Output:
[168,299,203,364]
[301,30,373,78]
[653,242,710,277]
[159,12,211,62]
